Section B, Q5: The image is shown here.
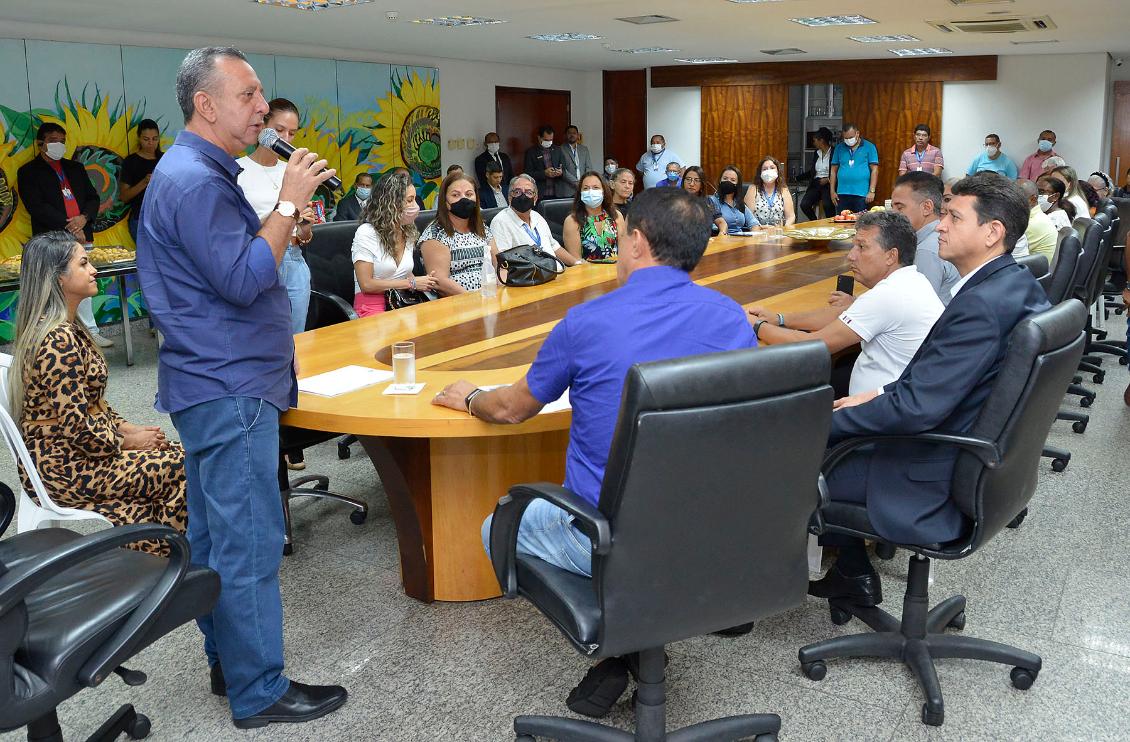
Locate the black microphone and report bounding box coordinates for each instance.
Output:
[257,128,342,191]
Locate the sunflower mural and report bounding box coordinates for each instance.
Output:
[372,68,441,207]
[0,118,35,341]
[291,106,369,216]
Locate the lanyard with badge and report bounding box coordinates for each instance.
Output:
[520,222,542,247]
[847,144,859,168]
[53,166,75,201]
[914,148,926,171]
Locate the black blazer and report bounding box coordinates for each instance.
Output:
[523,145,564,195]
[17,156,100,242]
[479,187,506,210]
[333,194,366,222]
[830,255,1052,544]
[474,150,513,193]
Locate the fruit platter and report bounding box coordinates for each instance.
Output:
[832,209,859,223]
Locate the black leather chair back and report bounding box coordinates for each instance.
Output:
[413,210,438,275]
[1015,254,1048,280]
[1069,216,1105,305]
[950,300,1087,548]
[592,343,833,657]
[481,205,506,226]
[1112,197,1130,252]
[413,209,437,235]
[1044,230,1081,304]
[305,220,359,329]
[1100,199,1123,272]
[538,198,574,243]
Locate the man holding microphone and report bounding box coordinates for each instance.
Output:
[136,47,346,729]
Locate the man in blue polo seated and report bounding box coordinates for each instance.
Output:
[431,187,757,718]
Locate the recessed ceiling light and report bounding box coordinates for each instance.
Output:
[528,33,604,42]
[849,34,920,43]
[890,47,953,56]
[1010,39,1060,45]
[674,57,739,64]
[728,0,786,4]
[252,0,372,9]
[610,47,681,54]
[790,15,877,27]
[761,48,806,55]
[616,15,679,24]
[412,16,507,27]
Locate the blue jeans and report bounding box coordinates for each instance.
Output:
[278,246,311,335]
[171,397,290,719]
[481,498,593,578]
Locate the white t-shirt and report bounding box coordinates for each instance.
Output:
[236,156,286,220]
[839,266,944,395]
[351,223,414,295]
[1047,209,1072,232]
[490,208,561,256]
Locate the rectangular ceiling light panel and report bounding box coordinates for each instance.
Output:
[253,0,373,9]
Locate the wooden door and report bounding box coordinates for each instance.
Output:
[495,87,571,176]
[842,81,942,202]
[603,70,646,175]
[1111,82,1130,190]
[701,85,789,185]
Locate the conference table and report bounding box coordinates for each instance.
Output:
[283,222,855,603]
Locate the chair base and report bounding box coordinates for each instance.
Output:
[798,555,1040,727]
[280,475,368,556]
[513,647,780,742]
[26,705,150,742]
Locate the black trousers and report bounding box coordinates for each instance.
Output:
[800,181,834,221]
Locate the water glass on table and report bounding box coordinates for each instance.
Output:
[392,341,416,385]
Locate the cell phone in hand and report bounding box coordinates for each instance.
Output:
[836,274,855,295]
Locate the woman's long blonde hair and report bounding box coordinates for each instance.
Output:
[359,172,418,259]
[9,231,90,418]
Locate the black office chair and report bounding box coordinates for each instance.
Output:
[412,209,438,276]
[480,205,506,225]
[1084,201,1127,365]
[281,221,369,555]
[799,300,1088,727]
[490,343,834,742]
[1063,216,1105,405]
[0,481,221,742]
[1014,253,1048,280]
[538,198,574,244]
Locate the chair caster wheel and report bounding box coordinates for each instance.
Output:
[947,610,966,631]
[337,444,351,460]
[349,509,367,525]
[127,713,151,739]
[874,541,896,560]
[1120,356,1128,366]
[1007,508,1028,528]
[282,542,293,556]
[1010,666,1038,690]
[1080,396,1093,408]
[1093,371,1105,384]
[754,734,779,742]
[1051,457,1069,472]
[921,704,944,726]
[830,605,852,626]
[801,661,827,681]
[1072,420,1088,434]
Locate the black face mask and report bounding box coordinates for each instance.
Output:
[511,194,535,213]
[718,181,738,196]
[449,197,477,219]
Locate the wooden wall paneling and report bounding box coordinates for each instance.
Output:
[842,81,943,203]
[495,86,571,176]
[700,84,789,187]
[602,70,647,173]
[1110,81,1130,187]
[652,56,997,88]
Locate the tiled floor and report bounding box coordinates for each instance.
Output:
[2,325,1129,741]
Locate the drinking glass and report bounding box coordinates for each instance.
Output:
[392,341,416,385]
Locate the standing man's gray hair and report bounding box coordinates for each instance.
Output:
[176,47,248,123]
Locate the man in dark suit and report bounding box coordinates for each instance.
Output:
[478,162,506,209]
[809,172,1052,606]
[17,122,100,242]
[332,172,372,222]
[473,132,513,194]
[523,124,564,200]
[558,124,591,199]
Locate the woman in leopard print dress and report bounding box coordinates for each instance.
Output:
[10,232,186,555]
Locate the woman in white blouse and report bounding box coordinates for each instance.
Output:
[352,172,439,316]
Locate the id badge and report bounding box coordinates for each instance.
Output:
[62,187,73,199]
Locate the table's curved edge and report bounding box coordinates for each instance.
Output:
[281,405,572,437]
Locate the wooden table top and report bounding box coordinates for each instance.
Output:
[284,225,852,438]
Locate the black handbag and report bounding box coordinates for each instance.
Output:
[384,287,436,310]
[496,244,566,287]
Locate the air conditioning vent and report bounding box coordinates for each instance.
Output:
[928,15,1056,34]
[616,15,678,25]
[761,48,806,56]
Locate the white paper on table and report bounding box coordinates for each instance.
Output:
[297,366,393,397]
[481,385,570,414]
[383,382,426,396]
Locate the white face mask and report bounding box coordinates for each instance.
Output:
[986,145,999,157]
[540,139,553,149]
[486,142,500,155]
[760,169,779,184]
[605,164,617,175]
[842,136,858,147]
[650,143,663,154]
[44,141,66,160]
[1037,194,1053,212]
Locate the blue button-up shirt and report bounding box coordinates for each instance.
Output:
[136,130,295,414]
[526,265,758,506]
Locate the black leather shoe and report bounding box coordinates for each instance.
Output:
[808,564,883,606]
[566,658,629,718]
[232,681,348,729]
[210,663,226,697]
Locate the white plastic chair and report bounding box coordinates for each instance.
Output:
[0,352,112,532]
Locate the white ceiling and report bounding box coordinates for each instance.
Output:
[0,0,1127,71]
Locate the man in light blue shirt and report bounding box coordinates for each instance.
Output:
[890,172,961,304]
[636,134,682,189]
[967,133,1018,179]
[830,123,879,214]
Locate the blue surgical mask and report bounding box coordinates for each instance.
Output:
[356,187,371,200]
[666,171,679,182]
[580,190,604,208]
[1038,139,1054,153]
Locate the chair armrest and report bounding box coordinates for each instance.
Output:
[1037,273,1052,293]
[0,482,14,538]
[309,289,358,322]
[0,524,190,687]
[823,432,1002,478]
[489,482,612,598]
